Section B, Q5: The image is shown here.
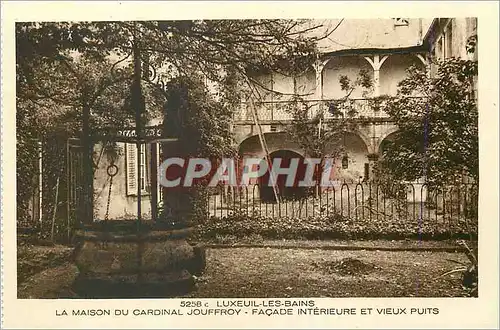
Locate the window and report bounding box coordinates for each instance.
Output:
[445,23,453,58]
[139,144,146,190]
[435,36,444,60]
[393,18,409,27]
[126,143,164,198]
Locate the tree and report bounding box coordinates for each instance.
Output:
[16,20,337,229]
[17,20,336,144]
[16,22,153,228]
[139,20,332,93]
[163,76,236,158]
[160,75,237,222]
[379,58,478,187]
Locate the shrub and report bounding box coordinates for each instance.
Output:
[439,239,478,297]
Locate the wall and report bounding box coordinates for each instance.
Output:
[238,132,304,159]
[449,18,477,60]
[295,69,316,99]
[313,19,434,52]
[272,72,295,101]
[248,53,425,101]
[427,17,477,61]
[238,131,370,183]
[233,125,254,144]
[322,56,374,99]
[248,69,274,101]
[379,54,424,96]
[324,132,369,182]
[93,142,154,220]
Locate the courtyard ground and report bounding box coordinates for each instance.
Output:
[17,240,471,298]
[187,247,469,298]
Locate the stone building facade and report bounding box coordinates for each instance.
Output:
[92,18,478,220]
[235,18,430,185]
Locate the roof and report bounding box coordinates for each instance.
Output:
[304,18,435,53]
[421,18,454,46]
[320,45,428,57]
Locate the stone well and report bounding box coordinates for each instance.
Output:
[72,220,205,298]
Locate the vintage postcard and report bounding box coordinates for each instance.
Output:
[1,1,499,329]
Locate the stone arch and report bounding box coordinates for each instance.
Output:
[258,149,311,202]
[379,54,425,96]
[322,55,373,99]
[377,126,400,155]
[348,126,373,154]
[324,131,370,182]
[238,132,304,159]
[378,130,400,156]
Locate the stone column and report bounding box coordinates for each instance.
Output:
[415,53,430,77]
[314,60,325,100]
[363,54,389,97]
[314,59,326,194]
[366,153,380,181]
[363,55,389,161]
[313,59,326,134]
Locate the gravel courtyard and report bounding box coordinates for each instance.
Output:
[18,243,470,298]
[186,248,469,298]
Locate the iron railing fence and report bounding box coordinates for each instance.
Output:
[202,181,478,225]
[17,137,74,228]
[233,97,425,122]
[18,137,477,241]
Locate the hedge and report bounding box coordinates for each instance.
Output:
[192,212,478,241]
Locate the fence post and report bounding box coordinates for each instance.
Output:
[38,140,43,225]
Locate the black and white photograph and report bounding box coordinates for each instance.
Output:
[1,1,499,329]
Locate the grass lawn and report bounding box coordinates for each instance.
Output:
[187,248,470,298]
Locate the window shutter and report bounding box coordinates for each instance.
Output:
[126,143,137,195]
